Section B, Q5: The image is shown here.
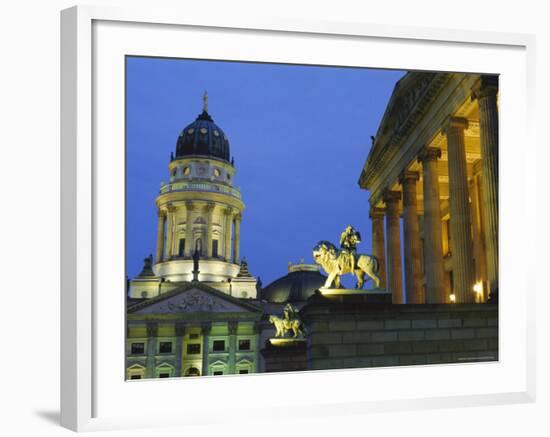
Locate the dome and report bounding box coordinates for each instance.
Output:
[175,109,230,162]
[261,264,326,303]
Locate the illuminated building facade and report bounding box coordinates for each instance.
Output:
[359,73,499,305]
[126,96,324,379]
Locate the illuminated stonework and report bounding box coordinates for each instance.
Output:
[128,98,257,299]
[359,73,499,304]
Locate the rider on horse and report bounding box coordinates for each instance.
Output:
[339,225,361,273]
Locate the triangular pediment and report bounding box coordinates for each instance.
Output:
[128,282,261,315]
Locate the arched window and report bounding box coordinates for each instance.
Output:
[185,367,200,377]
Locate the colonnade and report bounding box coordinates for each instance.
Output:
[155,202,242,264]
[372,78,499,304]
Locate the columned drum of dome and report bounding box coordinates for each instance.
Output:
[152,96,245,284]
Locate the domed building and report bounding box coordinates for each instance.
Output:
[261,262,326,303]
[126,94,264,379]
[126,94,328,380]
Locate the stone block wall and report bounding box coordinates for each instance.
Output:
[260,340,307,373]
[301,297,498,371]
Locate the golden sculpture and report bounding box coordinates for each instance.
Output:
[268,304,306,338]
[313,232,381,289]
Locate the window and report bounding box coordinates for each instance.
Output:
[130,374,142,380]
[158,373,170,378]
[239,369,249,374]
[131,342,144,355]
[159,342,172,354]
[212,240,219,258]
[185,367,200,377]
[178,238,185,256]
[213,340,225,352]
[213,371,223,376]
[238,339,251,351]
[187,343,201,355]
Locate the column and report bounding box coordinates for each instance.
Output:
[165,205,176,261]
[201,323,211,376]
[384,190,403,304]
[469,174,488,300]
[224,208,233,262]
[418,147,446,303]
[174,322,185,377]
[472,75,499,299]
[206,202,215,258]
[145,322,158,379]
[185,201,194,257]
[228,321,237,374]
[399,171,424,303]
[233,214,241,263]
[155,209,166,263]
[369,207,386,289]
[445,117,476,303]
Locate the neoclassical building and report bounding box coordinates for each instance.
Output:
[126,96,325,379]
[359,73,498,305]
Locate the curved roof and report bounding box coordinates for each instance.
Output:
[175,110,230,162]
[261,268,326,303]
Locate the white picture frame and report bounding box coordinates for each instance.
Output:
[60,5,536,432]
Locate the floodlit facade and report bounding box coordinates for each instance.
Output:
[126,96,325,378]
[359,72,499,304]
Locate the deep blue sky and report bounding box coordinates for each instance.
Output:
[126,57,404,288]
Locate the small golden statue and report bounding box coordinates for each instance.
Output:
[313,226,381,289]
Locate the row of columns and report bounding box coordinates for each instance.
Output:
[155,202,242,264]
[372,77,499,303]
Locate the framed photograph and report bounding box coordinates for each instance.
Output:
[61,5,536,432]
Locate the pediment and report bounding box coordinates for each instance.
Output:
[128,283,261,315]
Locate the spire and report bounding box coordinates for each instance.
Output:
[203,91,208,113]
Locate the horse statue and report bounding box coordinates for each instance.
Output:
[268,314,307,338]
[312,240,381,289]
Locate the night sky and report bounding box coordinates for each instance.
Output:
[126,57,404,289]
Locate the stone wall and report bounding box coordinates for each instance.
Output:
[301,296,498,371]
[261,340,307,373]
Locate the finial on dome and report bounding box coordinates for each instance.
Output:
[203,91,208,113]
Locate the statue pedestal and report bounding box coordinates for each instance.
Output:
[268,337,307,347]
[261,338,307,373]
[315,288,392,303]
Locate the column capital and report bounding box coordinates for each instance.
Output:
[157,208,167,218]
[205,202,215,213]
[175,322,186,336]
[224,207,234,216]
[166,203,177,213]
[228,321,238,335]
[146,322,158,338]
[471,75,499,100]
[383,190,401,204]
[234,212,242,222]
[201,322,212,335]
[369,206,385,219]
[418,146,442,163]
[443,116,469,134]
[399,170,420,185]
[185,200,195,211]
